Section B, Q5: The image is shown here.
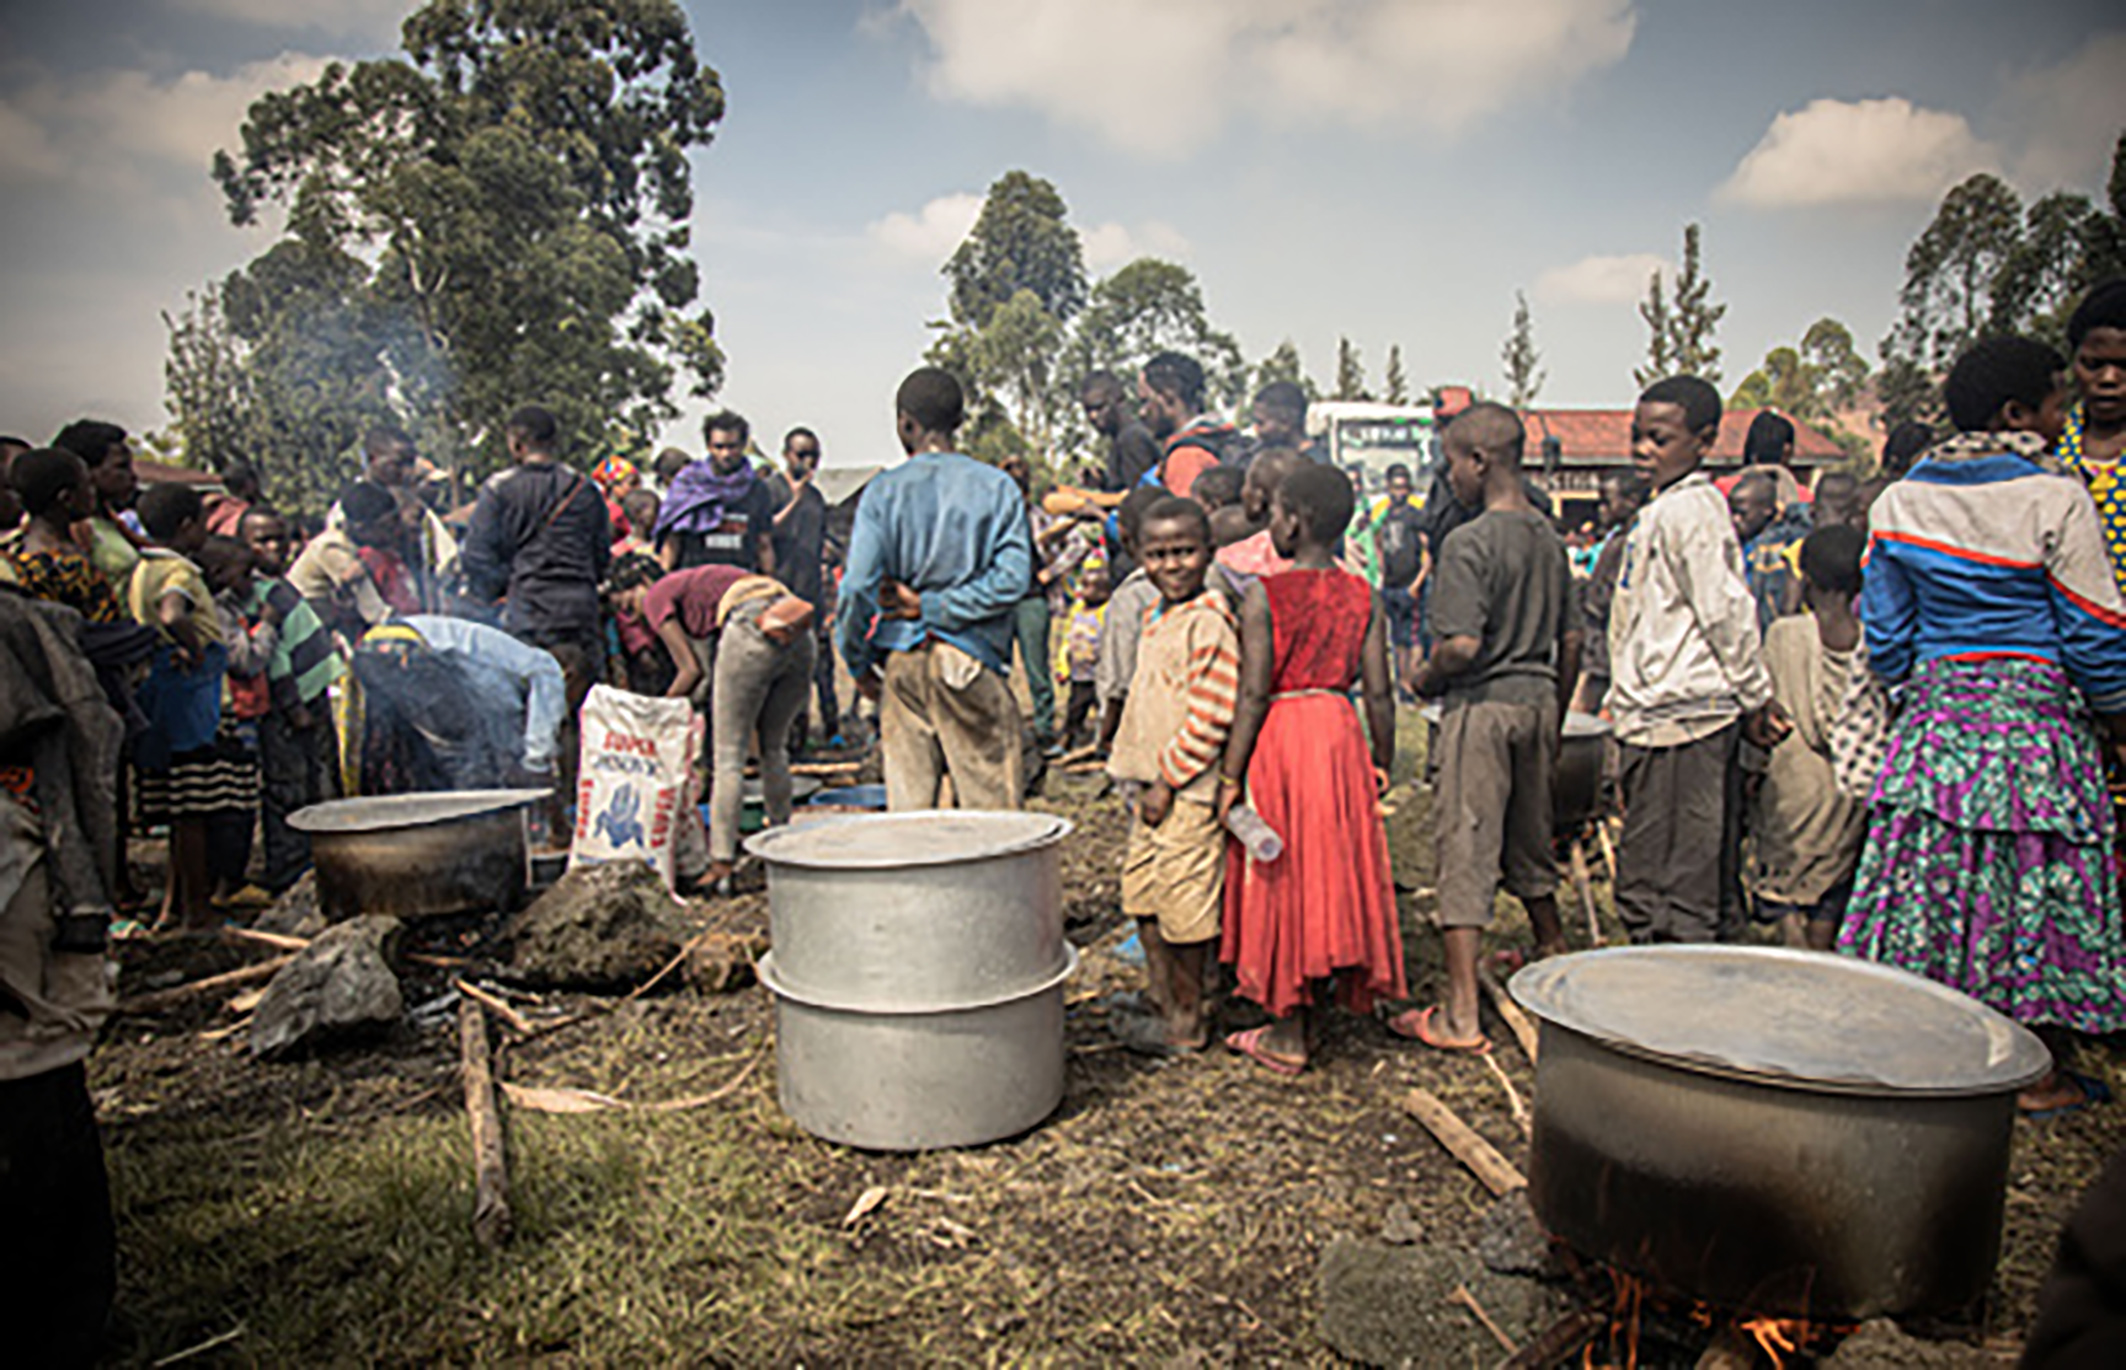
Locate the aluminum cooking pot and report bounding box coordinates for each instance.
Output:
[1510,946,2050,1319]
[289,789,547,922]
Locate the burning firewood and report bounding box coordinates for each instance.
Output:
[459,1000,512,1248]
[1398,1087,1527,1198]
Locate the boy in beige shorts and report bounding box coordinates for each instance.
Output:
[1108,497,1240,1052]
[1395,404,1581,1053]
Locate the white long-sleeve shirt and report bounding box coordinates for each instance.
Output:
[1605,471,1772,747]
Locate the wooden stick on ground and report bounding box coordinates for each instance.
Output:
[1568,840,1605,948]
[1399,1087,1527,1198]
[790,761,862,778]
[1596,817,1620,885]
[221,925,308,952]
[1481,1051,1533,1140]
[1502,1309,1604,1370]
[1447,1283,1516,1355]
[459,1000,512,1248]
[117,955,296,1015]
[1476,966,1540,1065]
[454,978,536,1037]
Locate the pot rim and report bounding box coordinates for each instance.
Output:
[289,788,548,835]
[758,945,1079,1015]
[1511,945,2053,1098]
[743,809,1072,870]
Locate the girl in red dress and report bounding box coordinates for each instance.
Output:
[1218,463,1403,1074]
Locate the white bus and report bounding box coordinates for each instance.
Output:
[1303,401,1439,503]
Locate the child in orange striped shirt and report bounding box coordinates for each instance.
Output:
[1107,497,1241,1052]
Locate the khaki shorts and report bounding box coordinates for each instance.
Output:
[1120,794,1224,945]
[1434,698,1559,929]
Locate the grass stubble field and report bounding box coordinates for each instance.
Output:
[92,714,2125,1366]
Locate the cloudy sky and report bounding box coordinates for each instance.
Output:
[1,0,2121,470]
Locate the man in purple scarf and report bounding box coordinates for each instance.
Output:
[653,410,777,573]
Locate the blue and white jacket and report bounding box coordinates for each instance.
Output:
[1863,431,2126,714]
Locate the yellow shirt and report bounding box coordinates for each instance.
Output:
[126,549,221,647]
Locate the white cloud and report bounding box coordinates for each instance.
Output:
[865,191,983,262]
[168,0,414,41]
[896,0,1636,158]
[1081,219,1191,271]
[1717,97,1997,208]
[1534,253,1667,305]
[0,53,333,197]
[2001,32,2126,189]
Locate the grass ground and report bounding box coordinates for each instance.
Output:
[91,710,2125,1366]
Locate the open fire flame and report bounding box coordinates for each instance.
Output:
[1576,1269,1847,1369]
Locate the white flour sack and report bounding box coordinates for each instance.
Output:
[569,684,703,888]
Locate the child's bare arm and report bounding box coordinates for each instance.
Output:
[1217,582,1274,809]
[159,593,206,666]
[1359,593,1394,773]
[1556,628,1583,725]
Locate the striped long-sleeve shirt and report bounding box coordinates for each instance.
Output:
[1107,589,1241,801]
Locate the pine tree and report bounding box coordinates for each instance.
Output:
[1334,336,1371,401]
[1634,269,1675,389]
[1383,344,1409,404]
[1669,223,1726,383]
[1500,292,1545,407]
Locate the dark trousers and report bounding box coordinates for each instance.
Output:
[1014,596,1055,742]
[0,1063,116,1367]
[1615,722,1744,944]
[1062,679,1098,750]
[260,709,340,892]
[794,611,841,750]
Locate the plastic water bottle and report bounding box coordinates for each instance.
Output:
[1224,804,1284,862]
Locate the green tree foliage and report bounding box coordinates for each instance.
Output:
[1800,318,1870,411]
[1334,336,1371,401]
[1878,137,2126,427]
[1383,345,1410,405]
[1500,292,1545,407]
[1250,339,1317,401]
[1633,269,1674,389]
[1888,173,2025,373]
[944,171,1087,329]
[1729,317,1870,425]
[1634,224,1724,386]
[1065,260,1244,407]
[204,0,727,476]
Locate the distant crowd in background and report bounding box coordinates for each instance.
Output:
[8,272,2126,1363]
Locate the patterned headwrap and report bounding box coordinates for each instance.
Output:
[591,455,639,494]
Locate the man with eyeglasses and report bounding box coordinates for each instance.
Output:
[764,426,840,747]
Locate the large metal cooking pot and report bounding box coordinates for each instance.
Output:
[745,810,1075,1149]
[758,947,1076,1151]
[1510,946,2051,1319]
[289,789,547,922]
[1420,704,1610,833]
[745,810,1070,1007]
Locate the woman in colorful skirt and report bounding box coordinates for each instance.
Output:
[1843,337,2126,1117]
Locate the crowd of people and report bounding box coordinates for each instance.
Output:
[7,275,2126,1360]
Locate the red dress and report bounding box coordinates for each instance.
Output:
[1223,568,1405,1018]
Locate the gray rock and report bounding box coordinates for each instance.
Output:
[1477,1189,1567,1280]
[504,860,685,991]
[252,870,326,939]
[1317,1234,1574,1369]
[248,915,404,1058]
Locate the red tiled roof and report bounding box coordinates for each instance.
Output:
[135,457,221,487]
[1520,407,1844,466]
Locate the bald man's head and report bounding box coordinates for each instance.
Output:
[1443,402,1526,469]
